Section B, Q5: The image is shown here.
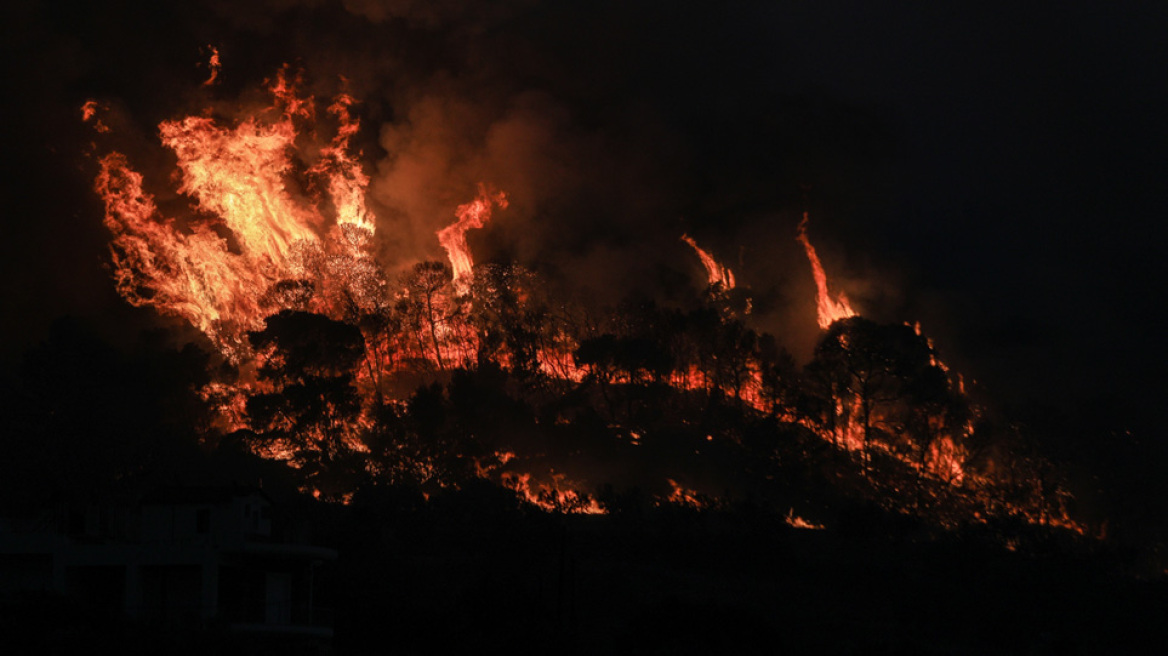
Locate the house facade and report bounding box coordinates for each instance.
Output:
[0,486,336,640]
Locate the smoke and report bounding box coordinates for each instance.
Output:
[367,79,700,302]
[7,0,1168,544]
[2,0,904,365]
[339,0,534,29]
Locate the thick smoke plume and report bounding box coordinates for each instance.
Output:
[170,1,896,344]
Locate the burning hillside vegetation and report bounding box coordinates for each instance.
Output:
[86,64,1090,539]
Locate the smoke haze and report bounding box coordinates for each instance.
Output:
[3,0,1166,451]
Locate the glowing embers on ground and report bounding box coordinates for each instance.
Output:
[475,451,604,514]
[501,472,605,515]
[661,479,711,509]
[797,212,856,330]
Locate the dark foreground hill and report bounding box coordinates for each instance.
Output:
[318,486,1165,656]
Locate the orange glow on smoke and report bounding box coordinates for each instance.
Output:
[681,234,735,290]
[796,212,856,330]
[437,185,508,293]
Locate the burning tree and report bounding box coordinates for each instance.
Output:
[804,317,971,480]
[82,60,1093,540]
[395,261,466,372]
[244,310,367,493]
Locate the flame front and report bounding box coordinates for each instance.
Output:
[94,70,381,358]
[96,152,273,354]
[87,62,1092,539]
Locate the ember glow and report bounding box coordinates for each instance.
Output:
[81,100,109,133]
[662,479,711,509]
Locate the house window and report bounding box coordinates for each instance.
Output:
[196,508,210,534]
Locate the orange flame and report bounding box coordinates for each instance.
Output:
[662,479,710,509]
[311,92,373,231]
[796,212,855,330]
[95,152,274,354]
[785,508,826,530]
[681,234,735,290]
[437,185,508,293]
[94,70,377,358]
[81,100,109,133]
[502,472,605,514]
[925,435,966,485]
[203,46,221,86]
[89,63,1089,540]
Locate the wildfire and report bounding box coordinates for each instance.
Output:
[501,472,605,515]
[796,213,856,330]
[95,152,269,354]
[92,68,383,358]
[437,185,509,293]
[681,234,735,290]
[794,224,974,485]
[313,93,375,232]
[87,59,1093,544]
[159,110,318,265]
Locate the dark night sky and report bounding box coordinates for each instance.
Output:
[2,1,1166,463]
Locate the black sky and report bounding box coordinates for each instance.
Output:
[2,0,1166,462]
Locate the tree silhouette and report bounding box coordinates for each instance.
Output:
[246,310,367,494]
[757,334,801,420]
[396,261,464,370]
[805,317,964,473]
[468,263,547,383]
